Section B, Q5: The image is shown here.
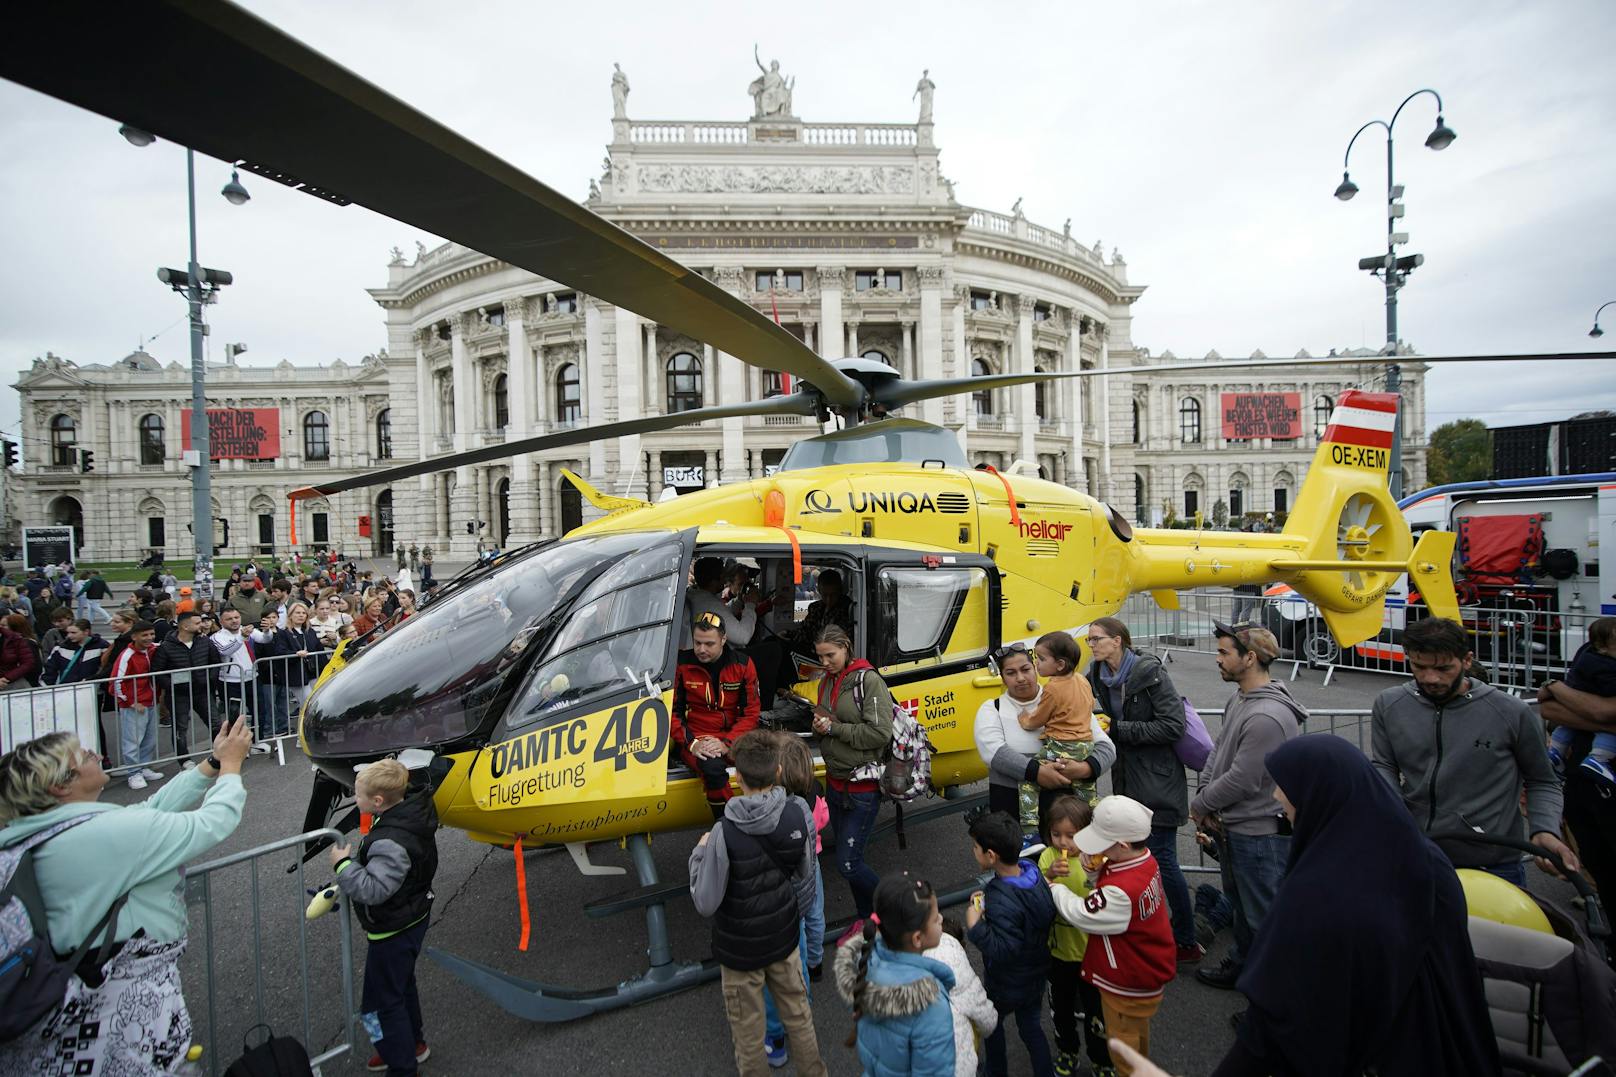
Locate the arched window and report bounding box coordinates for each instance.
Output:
[1179,397,1202,443]
[1314,394,1334,439]
[555,363,581,424]
[1034,365,1048,420]
[1134,473,1147,521]
[762,371,784,398]
[49,414,76,467]
[303,410,330,461]
[971,358,994,415]
[1229,471,1249,519]
[1273,469,1295,515]
[1131,399,1141,444]
[376,408,393,460]
[494,373,509,429]
[666,353,703,413]
[139,413,164,465]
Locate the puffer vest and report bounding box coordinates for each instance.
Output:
[355,787,439,935]
[711,809,804,971]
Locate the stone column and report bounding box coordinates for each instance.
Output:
[917,268,945,426]
[1014,296,1037,465]
[712,270,748,484]
[505,300,539,543]
[415,329,437,545]
[846,322,859,359]
[614,306,643,484]
[648,449,663,500]
[704,449,718,489]
[817,266,842,359]
[449,313,478,554]
[900,320,915,381]
[583,301,607,477]
[951,286,969,454]
[804,321,816,354]
[1098,325,1113,503]
[1065,313,1085,489]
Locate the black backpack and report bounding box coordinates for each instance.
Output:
[0,816,130,1042]
[223,1024,315,1076]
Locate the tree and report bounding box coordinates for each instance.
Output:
[1426,419,1491,486]
[1212,497,1229,529]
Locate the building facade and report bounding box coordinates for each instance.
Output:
[11,66,1425,561]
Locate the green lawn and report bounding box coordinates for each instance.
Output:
[66,562,162,583]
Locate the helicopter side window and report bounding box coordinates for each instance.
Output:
[871,566,989,675]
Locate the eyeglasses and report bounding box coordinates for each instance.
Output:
[1085,635,1113,645]
[991,642,1029,665]
[695,611,724,631]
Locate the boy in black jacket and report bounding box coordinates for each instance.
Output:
[330,760,439,1076]
[967,809,1057,1077]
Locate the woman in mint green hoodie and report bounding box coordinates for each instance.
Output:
[0,716,251,1074]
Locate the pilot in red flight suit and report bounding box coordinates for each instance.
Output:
[673,610,762,819]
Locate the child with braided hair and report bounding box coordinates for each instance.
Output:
[834,872,957,1076]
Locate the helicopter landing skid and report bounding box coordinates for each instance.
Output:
[427,833,717,1023]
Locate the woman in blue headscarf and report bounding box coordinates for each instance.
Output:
[1210,734,1500,1077]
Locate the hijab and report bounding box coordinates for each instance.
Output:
[1235,735,1499,1077]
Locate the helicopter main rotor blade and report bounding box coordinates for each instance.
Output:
[0,1,864,409]
[875,351,1616,410]
[288,393,820,500]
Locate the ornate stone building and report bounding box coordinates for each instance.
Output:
[11,64,1424,561]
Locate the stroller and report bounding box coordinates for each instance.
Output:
[1433,831,1615,1076]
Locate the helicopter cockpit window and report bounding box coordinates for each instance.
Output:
[301,531,672,756]
[778,424,968,471]
[509,541,686,726]
[871,566,989,675]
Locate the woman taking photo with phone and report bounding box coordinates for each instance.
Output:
[810,624,893,936]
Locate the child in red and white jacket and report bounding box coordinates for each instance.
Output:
[1045,795,1176,1073]
[111,619,163,788]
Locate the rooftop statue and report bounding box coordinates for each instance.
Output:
[748,46,795,118]
[914,69,935,123]
[610,63,630,120]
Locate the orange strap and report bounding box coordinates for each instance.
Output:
[289,497,299,547]
[513,836,531,951]
[983,465,1021,527]
[771,525,803,584]
[358,811,373,835]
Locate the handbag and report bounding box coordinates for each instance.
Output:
[1174,697,1214,771]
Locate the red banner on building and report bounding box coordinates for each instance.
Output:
[180,408,281,459]
[1220,393,1301,440]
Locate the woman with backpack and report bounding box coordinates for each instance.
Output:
[0,717,252,1071]
[810,624,893,935]
[1083,616,1201,964]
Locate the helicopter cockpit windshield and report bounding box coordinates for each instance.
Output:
[303,530,684,757]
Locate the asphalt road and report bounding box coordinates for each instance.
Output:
[89,650,1569,1076]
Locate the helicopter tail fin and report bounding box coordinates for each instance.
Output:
[1271,390,1456,648]
[560,468,648,518]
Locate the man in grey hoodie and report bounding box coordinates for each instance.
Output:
[1191,621,1306,990]
[1372,616,1576,886]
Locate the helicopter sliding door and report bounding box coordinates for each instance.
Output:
[864,552,1000,766]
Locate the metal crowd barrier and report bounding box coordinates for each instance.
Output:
[1119,587,1602,695]
[182,827,358,1074]
[0,647,332,773]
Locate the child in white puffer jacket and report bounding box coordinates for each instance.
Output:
[923,920,998,1077]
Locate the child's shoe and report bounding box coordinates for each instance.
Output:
[1548,744,1566,779]
[1053,1049,1082,1076]
[367,1042,429,1071]
[1019,832,1046,858]
[834,918,865,948]
[1579,754,1616,789]
[764,1037,789,1069]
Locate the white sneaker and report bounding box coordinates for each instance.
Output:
[140,768,165,781]
[250,742,272,755]
[127,773,148,790]
[182,760,198,770]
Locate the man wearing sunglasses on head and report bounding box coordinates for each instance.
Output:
[674,611,763,820]
[974,641,1116,831]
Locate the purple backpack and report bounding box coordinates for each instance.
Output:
[1175,698,1214,771]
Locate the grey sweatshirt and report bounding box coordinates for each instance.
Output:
[1191,681,1306,835]
[688,786,816,919]
[1371,678,1562,867]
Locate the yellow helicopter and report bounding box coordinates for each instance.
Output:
[8,0,1610,1023]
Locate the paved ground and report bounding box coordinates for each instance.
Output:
[77,646,1580,1077]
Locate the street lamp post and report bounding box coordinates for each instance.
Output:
[1334,89,1456,500]
[122,126,247,596]
[1591,301,1616,339]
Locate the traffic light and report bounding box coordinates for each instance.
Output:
[2,440,16,468]
[78,449,94,473]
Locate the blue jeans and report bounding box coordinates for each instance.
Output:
[118,705,156,767]
[826,787,881,918]
[984,997,1055,1077]
[1218,830,1290,965]
[1145,824,1195,948]
[263,683,291,737]
[803,862,825,969]
[1480,858,1527,888]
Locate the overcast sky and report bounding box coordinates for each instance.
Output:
[2,0,1613,455]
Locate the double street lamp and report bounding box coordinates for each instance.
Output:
[120,124,249,596]
[1334,89,1456,499]
[1591,302,1615,339]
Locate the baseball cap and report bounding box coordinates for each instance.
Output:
[1212,620,1280,662]
[1075,796,1154,855]
[179,586,192,595]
